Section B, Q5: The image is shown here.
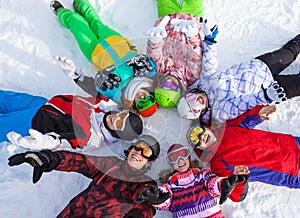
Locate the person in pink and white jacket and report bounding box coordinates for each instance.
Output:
[146,2,204,108]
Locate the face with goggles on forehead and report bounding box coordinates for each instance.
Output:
[187,125,217,150]
[127,142,153,169]
[105,111,130,131]
[167,144,191,173]
[188,88,208,112]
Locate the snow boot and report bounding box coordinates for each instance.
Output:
[50,0,64,15]
[282,34,300,58]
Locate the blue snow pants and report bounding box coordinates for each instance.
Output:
[0,90,47,142]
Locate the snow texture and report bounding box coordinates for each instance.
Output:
[0,0,300,217]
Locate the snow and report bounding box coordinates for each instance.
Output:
[1,0,300,217]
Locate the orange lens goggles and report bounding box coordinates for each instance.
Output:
[134,143,153,159]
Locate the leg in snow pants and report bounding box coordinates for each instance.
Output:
[56,0,121,61]
[256,34,300,99]
[0,90,47,142]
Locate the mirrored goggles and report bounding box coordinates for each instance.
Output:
[113,111,129,131]
[186,93,203,114]
[187,125,206,147]
[158,77,180,92]
[167,147,191,164]
[133,143,153,159]
[136,94,156,111]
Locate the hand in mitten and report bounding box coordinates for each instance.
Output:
[53,56,82,79]
[262,81,287,104]
[147,15,170,43]
[170,19,199,37]
[8,150,60,183]
[94,65,121,91]
[126,54,154,77]
[219,174,249,205]
[7,129,61,150]
[136,186,171,204]
[200,19,219,45]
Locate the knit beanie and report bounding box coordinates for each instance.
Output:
[124,77,153,101]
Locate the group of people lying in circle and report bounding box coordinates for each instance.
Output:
[3,0,300,217]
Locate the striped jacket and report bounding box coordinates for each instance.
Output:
[155,168,225,218]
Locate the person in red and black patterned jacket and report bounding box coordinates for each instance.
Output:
[8,135,169,218]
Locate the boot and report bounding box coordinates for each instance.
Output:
[282,34,300,58]
[50,0,64,15]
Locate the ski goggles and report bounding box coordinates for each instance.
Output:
[135,94,156,111]
[167,146,191,164]
[186,93,203,114]
[187,125,206,147]
[158,76,181,92]
[113,111,129,131]
[133,143,153,159]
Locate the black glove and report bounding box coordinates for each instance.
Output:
[126,54,154,77]
[123,208,143,218]
[95,65,121,91]
[8,150,60,184]
[136,186,171,204]
[219,174,248,205]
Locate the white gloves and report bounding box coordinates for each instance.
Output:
[54,56,82,80]
[147,15,170,43]
[170,19,199,37]
[7,129,61,150]
[263,81,287,104]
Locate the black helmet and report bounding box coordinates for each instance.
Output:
[124,135,160,161]
[104,111,143,141]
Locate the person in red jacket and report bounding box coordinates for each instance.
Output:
[187,105,300,189]
[3,90,143,150]
[7,135,169,218]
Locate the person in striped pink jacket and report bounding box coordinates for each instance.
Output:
[140,144,249,218]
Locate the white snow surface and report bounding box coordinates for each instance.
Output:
[1,0,300,217]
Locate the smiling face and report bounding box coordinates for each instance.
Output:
[105,111,129,131]
[194,93,208,112]
[127,143,150,169]
[134,89,150,103]
[171,157,190,173]
[196,128,217,150]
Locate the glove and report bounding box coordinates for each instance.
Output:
[262,81,287,104]
[147,15,170,43]
[170,19,199,37]
[7,129,61,150]
[53,56,82,79]
[135,186,171,204]
[8,149,60,183]
[219,174,248,205]
[124,208,143,218]
[126,54,154,77]
[201,19,219,45]
[94,65,121,91]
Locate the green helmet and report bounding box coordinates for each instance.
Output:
[154,87,181,108]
